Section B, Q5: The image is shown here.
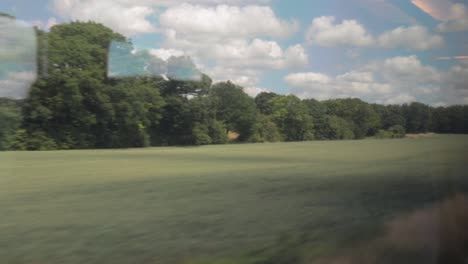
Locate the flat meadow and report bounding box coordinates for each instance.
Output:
[1,135,467,264]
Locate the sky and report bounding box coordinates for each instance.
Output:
[0,0,467,105]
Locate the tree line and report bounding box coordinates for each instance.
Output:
[0,21,467,151]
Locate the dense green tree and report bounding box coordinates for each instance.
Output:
[314,115,355,140]
[105,78,165,148]
[255,92,278,115]
[270,95,314,141]
[303,99,330,139]
[324,98,381,138]
[249,114,283,143]
[0,98,22,150]
[187,95,228,145]
[431,105,468,134]
[152,95,191,145]
[210,81,257,141]
[20,22,167,149]
[402,102,432,133]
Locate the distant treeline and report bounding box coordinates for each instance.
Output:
[1,22,467,150]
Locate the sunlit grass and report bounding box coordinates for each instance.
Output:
[0,135,467,263]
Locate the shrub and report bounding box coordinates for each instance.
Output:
[389,125,406,138]
[192,122,212,145]
[9,130,58,150]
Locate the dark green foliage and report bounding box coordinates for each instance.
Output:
[211,81,257,141]
[402,102,432,133]
[389,125,406,138]
[9,129,57,150]
[270,95,314,141]
[255,92,278,115]
[315,115,355,140]
[0,98,22,150]
[152,95,192,145]
[249,114,283,143]
[324,98,381,139]
[375,125,406,139]
[192,122,213,145]
[431,105,468,134]
[105,78,165,148]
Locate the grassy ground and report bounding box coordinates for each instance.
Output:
[0,135,467,264]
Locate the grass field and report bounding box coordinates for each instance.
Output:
[1,135,468,264]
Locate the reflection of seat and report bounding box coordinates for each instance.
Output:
[0,15,37,99]
[107,40,202,81]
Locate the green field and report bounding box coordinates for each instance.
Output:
[1,135,468,264]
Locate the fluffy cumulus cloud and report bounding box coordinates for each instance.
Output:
[306,16,443,50]
[306,16,374,47]
[51,0,276,36]
[149,48,185,61]
[156,3,306,89]
[411,0,468,32]
[158,4,303,69]
[52,0,156,36]
[159,4,297,38]
[377,25,444,51]
[285,55,467,105]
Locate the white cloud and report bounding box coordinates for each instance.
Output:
[378,25,444,51]
[337,71,374,83]
[305,16,443,50]
[52,0,156,36]
[149,48,185,60]
[243,86,267,97]
[306,16,374,47]
[285,55,468,105]
[284,44,309,68]
[160,4,297,39]
[376,55,441,83]
[208,66,260,87]
[384,94,416,105]
[123,0,271,6]
[154,4,307,89]
[285,72,332,87]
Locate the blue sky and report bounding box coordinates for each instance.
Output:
[1,0,467,105]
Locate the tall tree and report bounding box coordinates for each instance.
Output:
[270,95,314,141]
[210,81,257,141]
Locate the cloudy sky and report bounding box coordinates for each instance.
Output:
[1,0,467,105]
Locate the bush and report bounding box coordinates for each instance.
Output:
[248,115,283,143]
[208,120,228,144]
[315,115,355,140]
[192,122,212,145]
[375,125,406,139]
[9,130,58,150]
[375,129,394,139]
[389,125,406,138]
